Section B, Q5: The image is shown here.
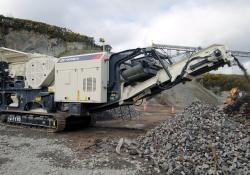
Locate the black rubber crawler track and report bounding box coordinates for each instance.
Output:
[0,110,67,132]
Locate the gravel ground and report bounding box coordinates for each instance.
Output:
[0,125,139,175]
[0,103,172,175]
[1,102,249,175]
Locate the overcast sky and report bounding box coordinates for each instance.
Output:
[0,0,250,74]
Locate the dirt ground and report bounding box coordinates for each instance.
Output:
[0,104,177,175]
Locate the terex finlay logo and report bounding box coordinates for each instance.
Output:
[58,57,80,63]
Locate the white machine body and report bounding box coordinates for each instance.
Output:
[55,52,110,103]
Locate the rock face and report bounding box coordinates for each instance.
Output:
[3,30,102,57]
[0,15,102,57]
[136,102,250,174]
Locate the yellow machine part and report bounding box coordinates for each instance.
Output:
[224,87,240,105]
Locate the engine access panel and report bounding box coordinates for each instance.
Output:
[55,52,110,103]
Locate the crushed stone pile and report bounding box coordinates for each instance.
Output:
[155,81,220,107]
[135,102,250,174]
[93,106,141,121]
[108,106,141,120]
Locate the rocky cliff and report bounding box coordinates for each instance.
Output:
[0,15,107,57]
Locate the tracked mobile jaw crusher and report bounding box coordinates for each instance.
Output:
[0,45,235,131]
